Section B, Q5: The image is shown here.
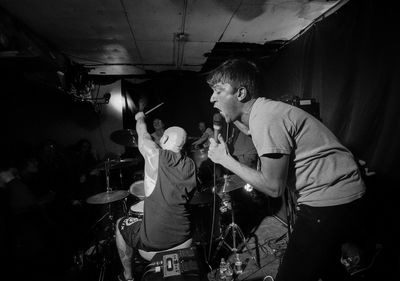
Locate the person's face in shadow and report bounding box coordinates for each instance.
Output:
[80,141,91,155]
[198,122,206,134]
[153,119,165,131]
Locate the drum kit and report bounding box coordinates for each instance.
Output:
[85,128,145,212]
[82,129,145,281]
[82,128,258,277]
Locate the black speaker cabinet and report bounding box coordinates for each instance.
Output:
[278,96,321,121]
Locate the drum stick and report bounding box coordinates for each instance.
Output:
[144,102,164,115]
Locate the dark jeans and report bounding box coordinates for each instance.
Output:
[275,198,367,281]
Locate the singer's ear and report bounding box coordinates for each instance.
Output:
[236,87,248,102]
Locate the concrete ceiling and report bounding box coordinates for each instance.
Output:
[0,0,349,76]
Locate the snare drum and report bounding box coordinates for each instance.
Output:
[129,200,144,218]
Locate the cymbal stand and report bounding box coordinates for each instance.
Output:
[96,213,116,281]
[104,158,112,193]
[98,158,116,281]
[211,175,259,269]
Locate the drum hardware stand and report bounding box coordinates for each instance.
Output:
[96,158,118,281]
[211,175,260,269]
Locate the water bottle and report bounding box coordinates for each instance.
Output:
[234,259,243,275]
[219,258,227,280]
[225,261,233,281]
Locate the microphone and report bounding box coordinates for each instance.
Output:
[213,113,223,143]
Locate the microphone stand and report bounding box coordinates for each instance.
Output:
[207,116,226,263]
[208,122,259,273]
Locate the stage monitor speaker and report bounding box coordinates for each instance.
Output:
[142,246,207,281]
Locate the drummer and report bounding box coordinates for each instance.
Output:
[191,121,213,149]
[115,111,197,281]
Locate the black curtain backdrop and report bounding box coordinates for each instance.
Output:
[259,2,400,271]
[259,0,399,182]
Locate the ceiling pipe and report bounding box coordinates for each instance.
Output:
[174,0,189,69]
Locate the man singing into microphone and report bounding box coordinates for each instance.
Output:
[206,58,368,281]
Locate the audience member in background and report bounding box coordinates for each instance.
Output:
[36,139,72,201]
[69,138,99,202]
[64,138,102,251]
[228,125,258,169]
[16,152,57,221]
[191,121,213,149]
[0,154,61,281]
[151,118,165,147]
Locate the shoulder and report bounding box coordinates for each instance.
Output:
[251,99,296,125]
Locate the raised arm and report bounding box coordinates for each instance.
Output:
[135,112,159,167]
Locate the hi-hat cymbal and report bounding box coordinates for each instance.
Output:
[92,158,139,171]
[86,190,130,204]
[215,174,247,194]
[110,129,138,147]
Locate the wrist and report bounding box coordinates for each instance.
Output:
[222,153,234,169]
[135,111,145,121]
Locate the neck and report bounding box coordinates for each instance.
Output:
[240,98,257,125]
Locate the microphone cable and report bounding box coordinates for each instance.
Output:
[206,121,230,264]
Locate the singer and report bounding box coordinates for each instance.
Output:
[206,58,370,281]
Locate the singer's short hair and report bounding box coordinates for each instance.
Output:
[206,58,261,98]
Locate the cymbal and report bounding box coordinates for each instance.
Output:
[86,190,130,204]
[215,174,247,194]
[108,158,140,170]
[110,129,138,147]
[92,158,139,171]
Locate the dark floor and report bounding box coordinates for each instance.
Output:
[2,181,399,281]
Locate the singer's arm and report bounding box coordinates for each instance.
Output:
[208,136,288,198]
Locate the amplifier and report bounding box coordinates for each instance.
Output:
[278,95,321,121]
[142,246,207,281]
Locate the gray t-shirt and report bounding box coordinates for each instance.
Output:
[249,98,365,207]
